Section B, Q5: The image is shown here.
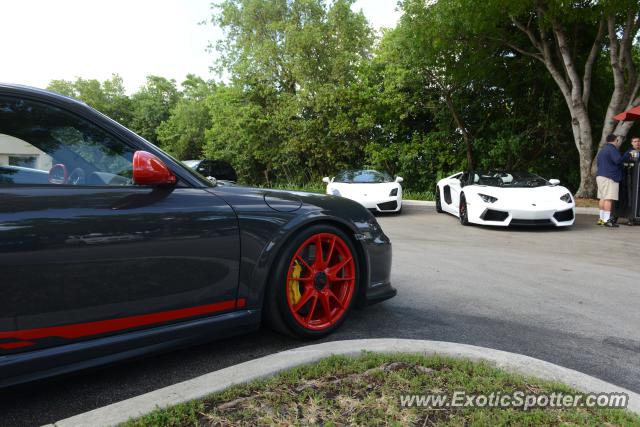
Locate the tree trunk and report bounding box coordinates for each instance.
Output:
[506,7,639,198]
[567,109,596,198]
[443,91,474,169]
[263,165,272,186]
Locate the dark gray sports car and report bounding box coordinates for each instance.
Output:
[0,84,395,388]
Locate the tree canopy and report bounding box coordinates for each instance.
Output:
[46,0,640,196]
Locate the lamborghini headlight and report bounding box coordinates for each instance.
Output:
[478,193,497,203]
[560,192,573,203]
[331,188,341,196]
[389,188,398,196]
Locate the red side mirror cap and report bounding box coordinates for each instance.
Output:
[48,164,68,184]
[133,151,177,186]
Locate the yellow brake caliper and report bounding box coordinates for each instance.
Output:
[288,260,303,306]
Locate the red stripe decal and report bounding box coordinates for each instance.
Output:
[0,298,246,343]
[0,341,35,349]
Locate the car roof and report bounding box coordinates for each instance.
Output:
[0,83,89,108]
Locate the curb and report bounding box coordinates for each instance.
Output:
[50,339,640,426]
[403,200,436,207]
[403,200,600,216]
[575,206,599,215]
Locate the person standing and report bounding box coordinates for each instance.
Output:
[596,134,632,227]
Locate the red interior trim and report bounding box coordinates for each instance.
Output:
[0,298,247,345]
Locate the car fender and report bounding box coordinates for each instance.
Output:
[208,187,376,313]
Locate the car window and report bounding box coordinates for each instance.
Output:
[334,170,392,183]
[0,96,135,186]
[196,162,210,176]
[210,160,237,181]
[471,171,548,187]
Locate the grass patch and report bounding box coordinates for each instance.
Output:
[123,353,638,426]
[404,190,434,201]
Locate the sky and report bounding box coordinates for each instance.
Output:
[0,0,401,93]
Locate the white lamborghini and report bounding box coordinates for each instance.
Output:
[323,169,403,213]
[435,171,575,227]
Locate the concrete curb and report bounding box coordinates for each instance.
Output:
[403,199,600,216]
[575,206,599,215]
[403,200,436,207]
[51,339,640,426]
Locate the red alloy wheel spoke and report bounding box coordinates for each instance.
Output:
[327,290,343,309]
[305,295,319,323]
[288,276,313,282]
[296,255,313,272]
[331,276,354,282]
[328,256,352,276]
[314,235,324,269]
[319,292,332,321]
[325,237,337,266]
[286,233,356,331]
[293,288,315,313]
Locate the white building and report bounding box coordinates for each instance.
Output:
[0,133,52,171]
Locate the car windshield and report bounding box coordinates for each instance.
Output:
[334,170,392,183]
[182,160,200,168]
[472,171,549,187]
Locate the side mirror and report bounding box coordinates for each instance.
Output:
[395,176,404,183]
[450,178,461,186]
[133,151,177,186]
[48,163,68,184]
[549,179,560,186]
[322,177,331,184]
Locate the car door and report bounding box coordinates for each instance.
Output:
[0,94,240,354]
[449,174,464,211]
[441,173,463,213]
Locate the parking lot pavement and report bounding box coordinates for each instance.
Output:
[2,206,640,427]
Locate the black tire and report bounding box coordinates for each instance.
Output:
[459,194,470,226]
[263,223,360,339]
[435,186,443,213]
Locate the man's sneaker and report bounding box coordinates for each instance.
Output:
[597,218,605,226]
[603,220,619,228]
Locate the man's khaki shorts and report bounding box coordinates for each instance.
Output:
[596,176,619,200]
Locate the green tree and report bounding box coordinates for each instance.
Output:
[205,0,374,185]
[358,0,580,192]
[157,75,216,159]
[422,0,640,196]
[47,74,132,126]
[129,76,180,146]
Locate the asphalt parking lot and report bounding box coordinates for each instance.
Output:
[2,206,640,426]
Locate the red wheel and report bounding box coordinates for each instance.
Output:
[264,224,359,338]
[285,233,356,331]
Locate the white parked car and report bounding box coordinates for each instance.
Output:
[323,170,404,213]
[436,171,575,227]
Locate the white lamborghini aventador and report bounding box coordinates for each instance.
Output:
[436,171,575,227]
[323,170,403,213]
